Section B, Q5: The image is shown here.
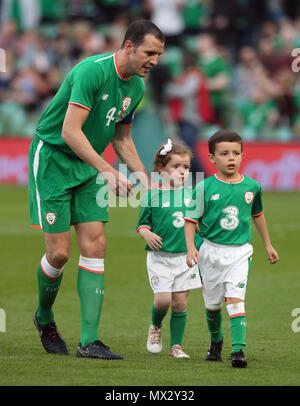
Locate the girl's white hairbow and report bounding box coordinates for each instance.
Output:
[160,138,173,156]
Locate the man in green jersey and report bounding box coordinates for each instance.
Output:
[29,20,165,359]
[185,130,279,368]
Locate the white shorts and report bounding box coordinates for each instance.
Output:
[199,239,253,307]
[147,251,202,294]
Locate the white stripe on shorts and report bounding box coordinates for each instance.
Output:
[33,140,44,229]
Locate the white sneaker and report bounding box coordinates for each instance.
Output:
[169,344,190,359]
[147,324,162,353]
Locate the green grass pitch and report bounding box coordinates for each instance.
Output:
[0,185,299,387]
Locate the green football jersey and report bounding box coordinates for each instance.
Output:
[185,174,264,245]
[137,187,203,253]
[36,53,145,157]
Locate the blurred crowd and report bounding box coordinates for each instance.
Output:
[0,0,299,141]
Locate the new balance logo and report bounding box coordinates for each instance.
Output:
[210,194,220,201]
[102,94,109,100]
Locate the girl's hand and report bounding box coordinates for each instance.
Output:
[186,247,200,268]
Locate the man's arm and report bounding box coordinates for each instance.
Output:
[252,213,279,264]
[62,104,132,196]
[112,124,152,190]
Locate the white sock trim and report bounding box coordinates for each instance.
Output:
[226,302,245,318]
[78,255,104,273]
[41,254,64,279]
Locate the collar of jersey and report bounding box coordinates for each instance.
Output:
[114,52,132,81]
[215,173,244,184]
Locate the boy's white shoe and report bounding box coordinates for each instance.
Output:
[169,344,190,359]
[147,324,162,353]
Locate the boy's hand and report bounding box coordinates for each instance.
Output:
[186,247,200,268]
[266,244,279,264]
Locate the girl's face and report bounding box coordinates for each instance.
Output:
[159,153,191,187]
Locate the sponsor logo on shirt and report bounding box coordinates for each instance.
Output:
[210,193,220,201]
[101,94,109,100]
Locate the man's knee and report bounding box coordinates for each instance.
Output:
[46,249,70,269]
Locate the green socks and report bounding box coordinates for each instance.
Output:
[36,255,63,325]
[229,315,246,353]
[151,303,168,328]
[227,302,246,353]
[151,304,187,348]
[170,311,187,347]
[205,309,223,343]
[77,256,105,347]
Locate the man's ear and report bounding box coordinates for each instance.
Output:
[124,39,134,54]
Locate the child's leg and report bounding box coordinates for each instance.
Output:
[226,297,246,354]
[205,304,223,344]
[170,291,188,347]
[152,292,171,327]
[147,293,170,354]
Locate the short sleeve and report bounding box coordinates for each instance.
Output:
[68,62,103,111]
[136,192,152,232]
[184,181,204,223]
[251,186,264,216]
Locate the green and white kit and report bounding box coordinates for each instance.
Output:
[29,53,144,232]
[137,186,202,293]
[185,174,264,305]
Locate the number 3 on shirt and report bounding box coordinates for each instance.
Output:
[173,211,185,228]
[220,206,239,230]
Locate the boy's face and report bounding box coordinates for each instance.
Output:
[159,153,191,187]
[208,142,243,178]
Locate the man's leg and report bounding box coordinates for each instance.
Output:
[75,221,122,359]
[34,231,70,354]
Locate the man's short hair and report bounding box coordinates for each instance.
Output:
[208,130,243,154]
[122,20,165,48]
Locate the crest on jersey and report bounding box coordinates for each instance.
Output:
[45,212,57,225]
[244,191,254,204]
[122,96,132,112]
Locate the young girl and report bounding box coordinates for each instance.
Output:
[136,139,202,358]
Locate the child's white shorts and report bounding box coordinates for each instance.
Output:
[147,251,202,293]
[199,239,253,307]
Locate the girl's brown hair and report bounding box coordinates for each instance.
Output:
[153,141,193,172]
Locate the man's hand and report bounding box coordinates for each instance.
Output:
[103,169,133,197]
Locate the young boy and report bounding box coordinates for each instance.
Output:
[184,130,279,368]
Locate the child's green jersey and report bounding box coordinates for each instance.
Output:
[137,187,203,253]
[185,174,264,245]
[36,53,144,157]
